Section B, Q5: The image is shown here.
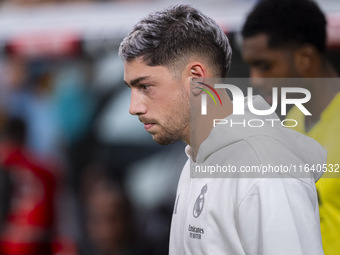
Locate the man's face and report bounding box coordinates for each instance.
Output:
[124,58,190,145]
[242,34,299,104]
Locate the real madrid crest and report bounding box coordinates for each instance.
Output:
[193,184,207,218]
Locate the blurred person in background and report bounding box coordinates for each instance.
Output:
[2,56,62,158]
[0,117,56,255]
[80,164,144,255]
[242,0,340,254]
[0,51,95,255]
[1,54,97,179]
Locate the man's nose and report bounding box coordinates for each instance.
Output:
[129,90,147,116]
[250,68,266,88]
[250,68,263,79]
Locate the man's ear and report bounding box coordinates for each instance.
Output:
[294,44,319,77]
[189,62,207,79]
[183,61,208,95]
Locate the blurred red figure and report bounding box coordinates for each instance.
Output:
[0,118,56,255]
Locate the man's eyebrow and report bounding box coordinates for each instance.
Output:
[124,76,151,87]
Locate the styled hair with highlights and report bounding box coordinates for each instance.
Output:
[119,5,232,77]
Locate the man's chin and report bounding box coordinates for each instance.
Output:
[152,133,179,146]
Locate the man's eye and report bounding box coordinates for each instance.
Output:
[257,63,271,71]
[251,61,271,72]
[260,64,271,71]
[140,85,149,91]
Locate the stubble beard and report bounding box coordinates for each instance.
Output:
[151,91,190,145]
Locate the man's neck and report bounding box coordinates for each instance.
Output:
[188,91,233,161]
[304,62,339,129]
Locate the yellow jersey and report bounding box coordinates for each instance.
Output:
[286,92,340,255]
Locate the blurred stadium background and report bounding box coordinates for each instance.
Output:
[0,0,339,254]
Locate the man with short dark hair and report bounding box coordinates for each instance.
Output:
[242,1,340,254]
[119,4,232,147]
[120,5,326,254]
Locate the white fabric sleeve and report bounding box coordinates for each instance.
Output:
[237,178,324,255]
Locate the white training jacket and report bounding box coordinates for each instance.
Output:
[169,96,326,255]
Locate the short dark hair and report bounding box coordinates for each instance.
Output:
[119,5,232,77]
[242,0,327,53]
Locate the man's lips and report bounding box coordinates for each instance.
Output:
[139,117,158,131]
[144,123,155,130]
